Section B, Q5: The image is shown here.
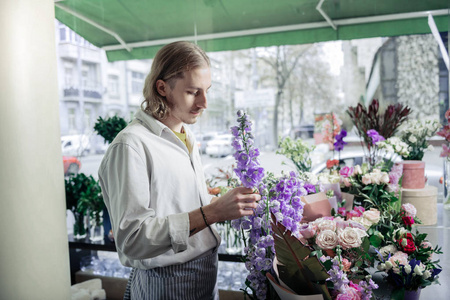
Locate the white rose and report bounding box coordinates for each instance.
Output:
[362,174,372,185]
[363,208,381,225]
[385,261,393,270]
[370,172,382,185]
[316,219,337,232]
[315,230,338,250]
[353,165,362,175]
[380,172,390,184]
[427,145,434,151]
[338,227,365,249]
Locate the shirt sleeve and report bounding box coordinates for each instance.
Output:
[99,142,189,260]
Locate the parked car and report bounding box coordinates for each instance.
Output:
[196,132,218,154]
[205,134,234,157]
[63,156,81,176]
[61,134,91,156]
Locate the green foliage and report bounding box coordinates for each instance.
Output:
[94,115,128,144]
[65,173,104,227]
[276,136,315,173]
[271,214,332,299]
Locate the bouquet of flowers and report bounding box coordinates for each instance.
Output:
[438,110,450,158]
[397,119,440,161]
[347,99,411,166]
[375,205,442,299]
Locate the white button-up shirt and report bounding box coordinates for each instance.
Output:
[98,110,220,269]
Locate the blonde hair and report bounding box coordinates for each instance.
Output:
[141,41,210,120]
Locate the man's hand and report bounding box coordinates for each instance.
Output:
[204,187,261,224]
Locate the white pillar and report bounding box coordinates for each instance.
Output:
[0,1,71,299]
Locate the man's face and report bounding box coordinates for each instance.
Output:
[157,67,211,131]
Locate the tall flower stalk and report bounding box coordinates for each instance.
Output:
[231,111,272,299]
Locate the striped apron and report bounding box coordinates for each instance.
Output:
[123,250,219,300]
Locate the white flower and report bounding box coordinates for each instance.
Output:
[414,265,424,276]
[377,263,386,271]
[353,165,362,175]
[380,244,398,257]
[338,227,366,249]
[361,174,372,185]
[316,230,338,250]
[385,261,393,270]
[423,270,432,280]
[404,264,412,274]
[380,172,390,184]
[409,135,417,143]
[427,144,434,151]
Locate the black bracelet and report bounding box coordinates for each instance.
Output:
[199,206,210,227]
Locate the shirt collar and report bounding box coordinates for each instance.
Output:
[134,110,195,147]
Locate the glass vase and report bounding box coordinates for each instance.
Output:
[444,159,450,210]
[89,211,104,242]
[73,211,87,239]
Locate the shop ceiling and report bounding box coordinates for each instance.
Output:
[54,0,449,62]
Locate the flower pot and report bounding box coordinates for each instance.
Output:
[401,161,425,189]
[404,288,421,300]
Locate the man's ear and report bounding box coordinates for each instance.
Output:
[156,79,167,97]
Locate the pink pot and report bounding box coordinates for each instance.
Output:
[401,161,425,189]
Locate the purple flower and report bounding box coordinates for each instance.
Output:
[334,130,348,152]
[367,129,385,144]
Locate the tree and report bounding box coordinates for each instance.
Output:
[258,45,311,146]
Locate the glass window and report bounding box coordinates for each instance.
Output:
[108,75,119,98]
[131,71,144,94]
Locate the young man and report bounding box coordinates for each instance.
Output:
[98,41,260,299]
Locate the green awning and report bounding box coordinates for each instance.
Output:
[55,0,449,62]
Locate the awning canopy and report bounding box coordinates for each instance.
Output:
[54,0,449,62]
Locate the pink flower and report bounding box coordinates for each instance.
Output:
[354,206,365,217]
[437,125,450,142]
[336,285,361,300]
[342,258,352,272]
[389,251,409,271]
[401,203,417,218]
[339,166,354,178]
[338,207,347,216]
[299,223,316,239]
[440,144,450,158]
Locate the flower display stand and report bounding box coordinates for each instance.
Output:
[401,186,437,225]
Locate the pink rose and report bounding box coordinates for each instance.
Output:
[338,227,366,249]
[342,258,352,272]
[361,174,372,185]
[299,223,316,239]
[342,177,352,187]
[401,203,417,218]
[315,230,338,250]
[389,251,409,270]
[336,285,361,300]
[339,166,354,178]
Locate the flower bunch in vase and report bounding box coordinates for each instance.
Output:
[437,109,450,207]
[347,99,411,167]
[397,119,441,161]
[375,204,442,299]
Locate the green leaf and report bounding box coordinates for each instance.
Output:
[271,214,332,299]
